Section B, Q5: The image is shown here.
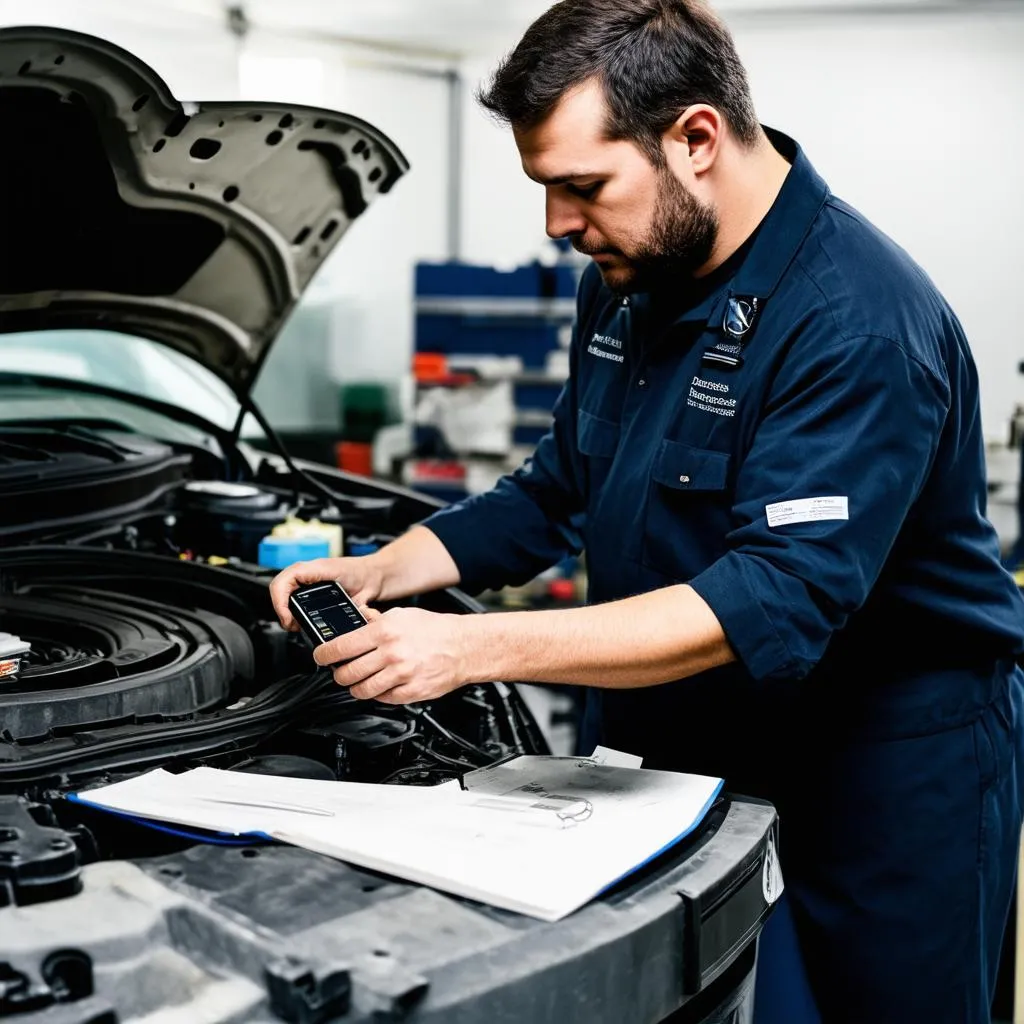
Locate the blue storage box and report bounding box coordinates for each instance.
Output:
[414,317,562,368]
[415,261,577,299]
[414,261,579,369]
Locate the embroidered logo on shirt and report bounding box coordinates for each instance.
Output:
[688,375,737,418]
[587,332,625,364]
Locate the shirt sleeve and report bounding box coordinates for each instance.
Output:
[421,268,601,595]
[689,328,951,682]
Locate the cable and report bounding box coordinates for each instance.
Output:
[230,393,359,514]
[378,759,451,786]
[411,739,477,772]
[414,708,491,762]
[230,400,300,509]
[491,682,525,754]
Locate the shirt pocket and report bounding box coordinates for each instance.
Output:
[577,408,621,501]
[577,408,621,458]
[642,439,734,579]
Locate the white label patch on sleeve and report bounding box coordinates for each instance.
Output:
[765,496,849,528]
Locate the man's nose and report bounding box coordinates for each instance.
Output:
[545,191,587,240]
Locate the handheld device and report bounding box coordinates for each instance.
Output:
[288,581,368,653]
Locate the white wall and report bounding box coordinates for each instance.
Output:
[317,63,451,384]
[459,7,1024,444]
[460,55,550,270]
[0,0,240,97]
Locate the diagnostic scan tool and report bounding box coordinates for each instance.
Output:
[288,581,368,656]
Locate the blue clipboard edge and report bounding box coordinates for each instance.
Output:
[596,777,725,896]
[65,792,274,847]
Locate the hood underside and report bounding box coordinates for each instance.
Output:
[0,26,408,393]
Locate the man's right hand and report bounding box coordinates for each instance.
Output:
[269,556,385,632]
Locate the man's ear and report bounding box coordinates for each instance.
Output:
[663,104,722,178]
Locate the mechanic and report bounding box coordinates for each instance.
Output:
[270,1,1024,1020]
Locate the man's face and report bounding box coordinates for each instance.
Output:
[514,80,718,294]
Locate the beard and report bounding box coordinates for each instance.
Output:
[574,169,719,295]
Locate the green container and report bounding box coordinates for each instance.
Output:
[339,382,400,443]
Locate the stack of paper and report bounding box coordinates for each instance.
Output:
[71,752,723,922]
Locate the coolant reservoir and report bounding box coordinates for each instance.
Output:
[270,517,344,558]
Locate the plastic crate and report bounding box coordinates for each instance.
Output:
[415,317,562,368]
[416,261,577,299]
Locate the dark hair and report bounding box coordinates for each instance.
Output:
[478,0,760,164]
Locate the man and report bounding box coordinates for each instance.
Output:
[270,1,1024,1020]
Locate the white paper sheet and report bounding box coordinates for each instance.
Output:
[588,745,644,768]
[72,754,723,922]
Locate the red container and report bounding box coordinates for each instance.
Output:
[336,441,373,477]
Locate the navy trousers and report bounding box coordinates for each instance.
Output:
[754,665,1024,1023]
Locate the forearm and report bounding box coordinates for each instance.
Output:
[459,584,735,688]
[372,525,461,600]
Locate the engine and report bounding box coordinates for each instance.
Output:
[0,424,543,881]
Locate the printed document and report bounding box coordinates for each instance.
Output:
[71,753,723,922]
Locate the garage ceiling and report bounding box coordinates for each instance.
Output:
[121,0,1014,59]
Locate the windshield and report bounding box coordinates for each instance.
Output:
[0,330,244,430]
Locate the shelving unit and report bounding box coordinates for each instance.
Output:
[406,259,580,500]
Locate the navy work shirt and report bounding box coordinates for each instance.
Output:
[424,130,1024,791]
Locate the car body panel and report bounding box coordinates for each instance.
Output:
[0,26,407,394]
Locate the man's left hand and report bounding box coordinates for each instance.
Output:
[312,606,470,704]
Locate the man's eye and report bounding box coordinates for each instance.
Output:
[568,182,602,199]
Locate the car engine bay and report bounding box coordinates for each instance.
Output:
[0,418,544,895]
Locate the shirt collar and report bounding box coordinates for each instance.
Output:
[669,128,830,326]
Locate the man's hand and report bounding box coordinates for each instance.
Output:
[269,527,464,634]
[313,607,471,704]
[288,580,734,703]
[270,556,385,632]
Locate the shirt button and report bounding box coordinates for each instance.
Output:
[679,475,691,484]
[638,378,647,388]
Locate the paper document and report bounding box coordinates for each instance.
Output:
[586,745,644,768]
[72,751,723,922]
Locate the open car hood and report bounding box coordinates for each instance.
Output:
[0,26,408,394]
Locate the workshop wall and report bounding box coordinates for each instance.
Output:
[312,63,450,386]
[459,6,1024,445]
[0,0,240,97]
